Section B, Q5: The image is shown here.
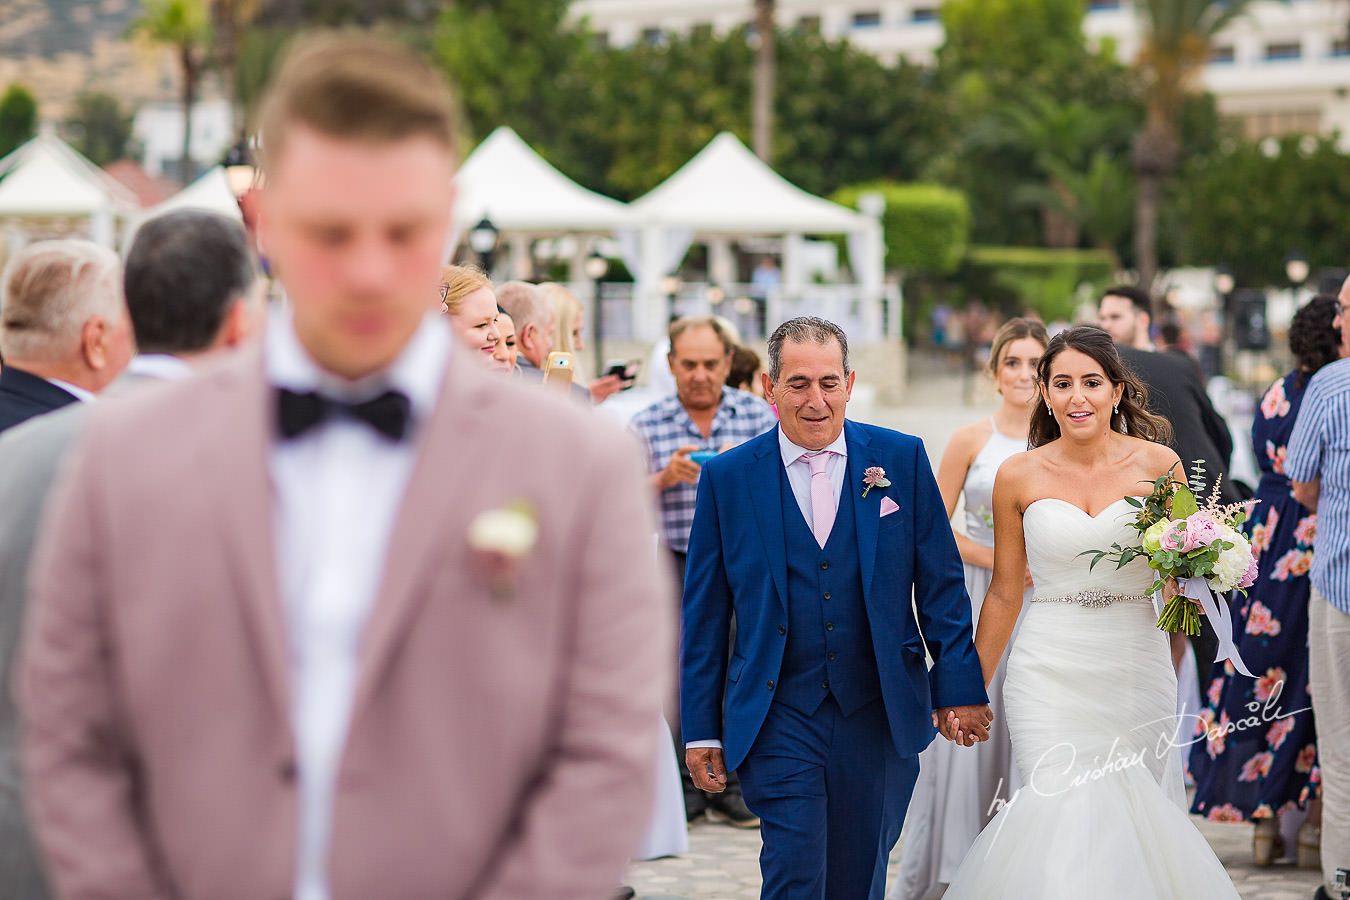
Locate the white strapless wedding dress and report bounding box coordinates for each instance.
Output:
[943,498,1240,899]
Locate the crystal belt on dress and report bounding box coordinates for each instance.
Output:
[1029,589,1150,608]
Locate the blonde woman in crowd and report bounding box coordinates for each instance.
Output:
[894,317,1048,900]
[440,264,508,372]
[539,282,623,403]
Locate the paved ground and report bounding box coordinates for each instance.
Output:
[623,809,1326,899]
[621,360,1324,899]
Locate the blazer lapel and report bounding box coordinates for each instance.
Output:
[846,421,879,603]
[347,350,498,726]
[747,433,790,611]
[211,346,292,719]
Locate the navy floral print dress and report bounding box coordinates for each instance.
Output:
[1189,371,1321,822]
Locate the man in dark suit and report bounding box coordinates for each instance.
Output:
[0,210,263,900]
[1098,285,1238,502]
[0,241,135,433]
[681,317,989,899]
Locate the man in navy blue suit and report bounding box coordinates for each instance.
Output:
[0,240,134,434]
[681,317,991,899]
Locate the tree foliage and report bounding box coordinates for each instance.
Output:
[64,92,135,166]
[1175,135,1350,286]
[432,13,951,203]
[0,84,37,158]
[832,182,970,276]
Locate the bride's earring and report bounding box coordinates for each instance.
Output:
[1113,403,1119,416]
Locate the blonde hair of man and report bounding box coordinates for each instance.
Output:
[258,32,458,171]
[439,264,493,316]
[0,240,123,364]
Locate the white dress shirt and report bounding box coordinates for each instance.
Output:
[686,426,849,751]
[43,376,94,403]
[125,353,194,381]
[266,311,449,900]
[777,426,848,524]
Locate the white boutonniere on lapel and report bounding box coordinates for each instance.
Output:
[861,466,891,498]
[468,501,538,604]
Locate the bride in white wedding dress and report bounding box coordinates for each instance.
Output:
[944,327,1240,900]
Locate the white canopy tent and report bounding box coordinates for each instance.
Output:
[626,132,886,342]
[122,166,243,246]
[452,126,632,280]
[0,135,139,252]
[142,166,242,221]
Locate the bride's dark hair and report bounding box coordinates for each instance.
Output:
[1028,326,1172,449]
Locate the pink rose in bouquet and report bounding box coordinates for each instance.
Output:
[1160,520,1197,552]
[1185,512,1224,548]
[1240,555,1259,590]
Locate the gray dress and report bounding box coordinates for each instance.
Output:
[893,421,1026,900]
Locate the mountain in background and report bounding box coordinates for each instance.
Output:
[0,0,198,119]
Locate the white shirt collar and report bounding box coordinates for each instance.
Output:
[127,354,194,381]
[263,309,451,424]
[43,377,95,403]
[777,425,848,469]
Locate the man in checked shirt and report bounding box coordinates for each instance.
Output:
[631,314,778,827]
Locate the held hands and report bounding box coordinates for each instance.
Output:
[686,747,728,793]
[937,704,993,747]
[659,445,703,490]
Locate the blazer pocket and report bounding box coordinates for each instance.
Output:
[728,654,747,684]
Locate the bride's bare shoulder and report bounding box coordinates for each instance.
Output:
[1123,436,1182,479]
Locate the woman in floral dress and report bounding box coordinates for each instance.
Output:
[1189,294,1341,868]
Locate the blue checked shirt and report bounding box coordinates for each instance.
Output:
[631,387,778,553]
[1286,357,1350,613]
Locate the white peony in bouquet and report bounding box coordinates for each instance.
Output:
[1081,462,1256,676]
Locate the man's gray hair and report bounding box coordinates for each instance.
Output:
[0,240,123,363]
[668,315,737,357]
[767,317,850,381]
[495,281,550,333]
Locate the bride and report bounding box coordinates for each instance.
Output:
[944,326,1240,899]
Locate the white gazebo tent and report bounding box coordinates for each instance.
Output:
[0,134,140,254]
[143,166,242,220]
[452,126,632,280]
[122,166,243,246]
[626,132,886,342]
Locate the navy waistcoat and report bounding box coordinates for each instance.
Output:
[776,463,881,717]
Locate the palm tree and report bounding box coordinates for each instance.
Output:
[131,0,211,184]
[1130,0,1266,290]
[210,0,263,139]
[965,91,1131,249]
[752,0,775,162]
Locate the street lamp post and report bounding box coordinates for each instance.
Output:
[468,217,499,275]
[584,249,610,377]
[1285,250,1310,293]
[661,275,683,325]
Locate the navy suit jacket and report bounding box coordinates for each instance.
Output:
[0,367,79,435]
[680,420,987,770]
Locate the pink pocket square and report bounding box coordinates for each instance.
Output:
[879,496,900,518]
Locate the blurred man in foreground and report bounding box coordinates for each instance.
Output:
[17,34,667,900]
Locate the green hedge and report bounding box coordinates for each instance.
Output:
[958,245,1116,322]
[831,181,970,276]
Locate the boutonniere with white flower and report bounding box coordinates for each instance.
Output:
[468,501,539,604]
[861,466,890,498]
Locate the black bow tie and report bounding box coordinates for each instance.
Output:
[276,387,412,441]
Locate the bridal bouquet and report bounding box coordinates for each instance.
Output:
[1079,463,1257,675]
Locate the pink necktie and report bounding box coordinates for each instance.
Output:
[807,451,835,547]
